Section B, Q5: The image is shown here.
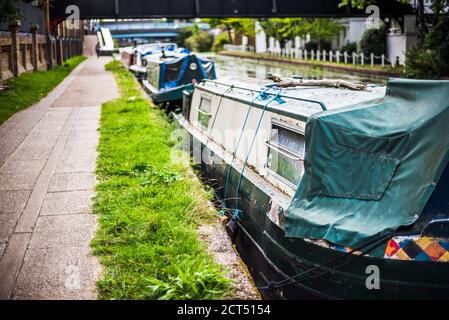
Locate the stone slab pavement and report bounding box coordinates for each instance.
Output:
[0,57,119,299]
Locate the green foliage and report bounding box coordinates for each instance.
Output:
[0,56,86,125]
[405,0,449,78]
[178,24,213,52]
[0,0,20,22]
[338,0,409,9]
[185,31,214,52]
[340,42,358,53]
[359,23,388,55]
[259,18,343,48]
[404,48,442,79]
[175,27,194,49]
[212,32,231,52]
[146,262,231,300]
[0,0,37,22]
[203,18,256,38]
[94,60,232,300]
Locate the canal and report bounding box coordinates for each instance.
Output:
[207,54,388,85]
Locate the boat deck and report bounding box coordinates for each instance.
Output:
[197,78,386,120]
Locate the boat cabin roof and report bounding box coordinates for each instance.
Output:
[197,78,386,121]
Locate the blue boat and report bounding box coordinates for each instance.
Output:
[141,52,216,105]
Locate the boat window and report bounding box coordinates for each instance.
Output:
[267,124,305,186]
[146,62,160,89]
[198,97,212,129]
[164,58,185,83]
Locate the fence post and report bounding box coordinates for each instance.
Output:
[9,20,21,77]
[323,50,326,62]
[336,51,340,63]
[304,50,308,60]
[317,50,320,61]
[344,51,348,64]
[381,54,385,67]
[371,53,374,68]
[31,24,39,72]
[352,52,356,65]
[329,51,333,62]
[361,52,364,66]
[311,50,315,60]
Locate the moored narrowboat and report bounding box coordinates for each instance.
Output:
[142,53,216,105]
[174,77,449,299]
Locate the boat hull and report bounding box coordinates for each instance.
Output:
[180,123,449,300]
[143,82,193,105]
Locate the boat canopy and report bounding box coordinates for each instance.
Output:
[285,79,449,248]
[159,54,216,90]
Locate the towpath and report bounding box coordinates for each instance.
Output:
[0,53,119,299]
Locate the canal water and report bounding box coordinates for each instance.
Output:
[207,54,387,85]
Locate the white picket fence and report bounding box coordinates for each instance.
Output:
[223,44,391,68]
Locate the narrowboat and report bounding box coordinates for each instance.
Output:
[120,43,183,80]
[174,77,449,299]
[142,52,216,105]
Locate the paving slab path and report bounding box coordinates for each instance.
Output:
[0,57,119,299]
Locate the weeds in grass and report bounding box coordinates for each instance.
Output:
[93,60,231,300]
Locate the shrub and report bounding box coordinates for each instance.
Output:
[175,27,194,48]
[305,41,318,51]
[340,42,358,54]
[212,33,231,52]
[359,24,388,56]
[305,40,331,51]
[405,48,442,79]
[185,31,214,52]
[404,1,449,79]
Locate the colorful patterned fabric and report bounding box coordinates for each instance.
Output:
[384,236,449,262]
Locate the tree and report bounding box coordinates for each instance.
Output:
[259,18,343,49]
[307,19,344,50]
[340,0,449,78]
[0,0,36,22]
[202,18,255,44]
[339,0,424,43]
[405,0,449,78]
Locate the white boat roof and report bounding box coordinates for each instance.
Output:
[197,77,386,120]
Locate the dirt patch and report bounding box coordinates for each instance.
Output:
[198,221,261,300]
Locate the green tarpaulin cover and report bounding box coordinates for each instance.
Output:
[285,79,449,248]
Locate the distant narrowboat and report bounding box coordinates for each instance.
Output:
[142,53,216,105]
[120,43,182,80]
[175,77,449,299]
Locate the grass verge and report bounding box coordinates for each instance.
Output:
[92,60,231,299]
[0,56,86,125]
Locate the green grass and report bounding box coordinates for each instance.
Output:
[0,56,86,125]
[92,60,232,300]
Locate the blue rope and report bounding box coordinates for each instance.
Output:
[220,89,270,216]
[232,89,283,221]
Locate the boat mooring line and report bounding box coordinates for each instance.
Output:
[221,90,270,216]
[233,90,283,220]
